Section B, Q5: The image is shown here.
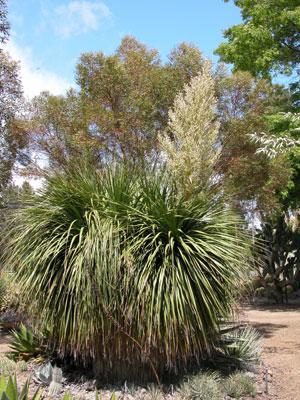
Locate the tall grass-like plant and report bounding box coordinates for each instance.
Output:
[2,165,251,380]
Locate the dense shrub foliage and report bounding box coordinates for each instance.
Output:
[3,165,251,380]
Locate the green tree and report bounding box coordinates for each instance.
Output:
[28,37,205,169]
[0,0,9,44]
[215,0,300,78]
[29,89,90,171]
[216,71,292,214]
[0,51,28,205]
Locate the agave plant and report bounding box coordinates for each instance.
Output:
[180,371,223,400]
[0,375,41,400]
[221,326,261,367]
[9,324,50,362]
[2,164,251,380]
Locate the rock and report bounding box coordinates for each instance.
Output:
[83,380,96,391]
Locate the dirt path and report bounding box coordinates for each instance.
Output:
[244,304,300,400]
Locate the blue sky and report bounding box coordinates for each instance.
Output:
[6,0,242,97]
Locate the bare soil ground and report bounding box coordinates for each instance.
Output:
[243,303,300,400]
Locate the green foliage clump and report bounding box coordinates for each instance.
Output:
[0,356,27,376]
[222,326,261,367]
[10,324,49,362]
[0,375,40,400]
[215,0,300,77]
[0,356,17,376]
[0,275,7,308]
[180,371,223,400]
[0,271,21,313]
[2,165,251,380]
[15,361,27,372]
[223,372,256,399]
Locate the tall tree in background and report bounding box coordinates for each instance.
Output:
[0,0,9,45]
[215,0,300,78]
[216,0,300,301]
[216,71,292,215]
[0,0,28,206]
[29,37,205,169]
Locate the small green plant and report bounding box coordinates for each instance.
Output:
[95,390,117,400]
[48,366,63,395]
[0,271,21,313]
[180,371,223,400]
[221,326,261,367]
[0,274,7,307]
[144,385,163,400]
[16,360,27,372]
[0,375,41,400]
[34,362,53,385]
[0,356,17,375]
[0,356,27,375]
[34,362,63,394]
[224,372,256,399]
[9,324,48,362]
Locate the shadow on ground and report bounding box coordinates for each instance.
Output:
[243,302,300,313]
[250,322,287,338]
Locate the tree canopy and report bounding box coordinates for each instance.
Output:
[28,37,205,169]
[0,0,9,44]
[215,0,300,78]
[0,51,28,206]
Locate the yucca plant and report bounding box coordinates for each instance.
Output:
[2,164,251,380]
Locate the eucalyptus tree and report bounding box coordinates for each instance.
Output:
[29,37,205,169]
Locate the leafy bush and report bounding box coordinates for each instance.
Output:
[180,371,223,400]
[0,271,22,314]
[0,375,40,400]
[0,274,7,308]
[223,372,256,398]
[2,165,251,380]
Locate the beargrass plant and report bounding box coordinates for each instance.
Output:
[2,164,252,381]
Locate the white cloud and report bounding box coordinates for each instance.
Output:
[51,1,112,38]
[4,39,72,98]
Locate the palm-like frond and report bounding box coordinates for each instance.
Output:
[2,165,251,379]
